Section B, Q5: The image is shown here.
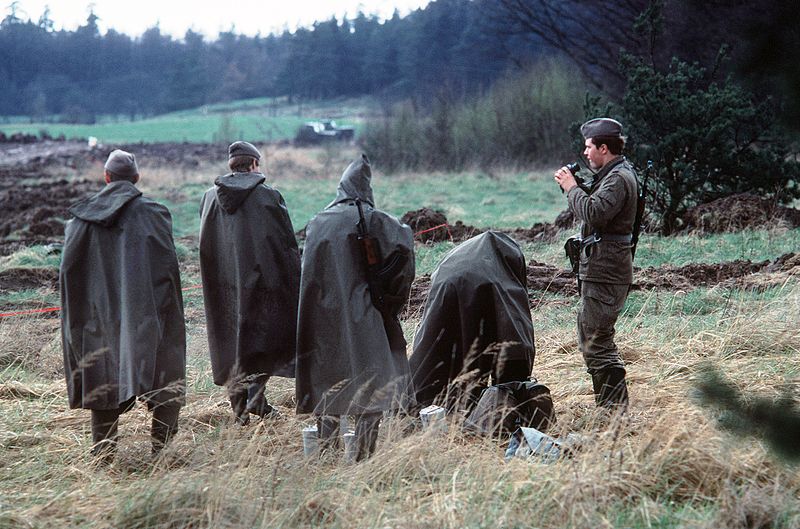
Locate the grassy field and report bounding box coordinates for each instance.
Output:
[0,97,372,143]
[1,146,799,528]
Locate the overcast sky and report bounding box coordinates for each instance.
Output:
[7,1,433,38]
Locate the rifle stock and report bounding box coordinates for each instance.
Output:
[355,198,385,311]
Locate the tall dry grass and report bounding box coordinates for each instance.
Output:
[0,282,798,528]
[2,147,799,527]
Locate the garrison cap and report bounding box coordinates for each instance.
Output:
[104,149,139,178]
[580,118,623,139]
[228,141,261,161]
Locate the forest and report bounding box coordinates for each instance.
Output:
[0,0,540,119]
[1,0,796,123]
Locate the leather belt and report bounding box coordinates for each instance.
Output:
[598,233,632,243]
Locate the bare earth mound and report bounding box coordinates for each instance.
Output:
[635,260,768,291]
[400,208,451,242]
[401,207,577,244]
[683,193,800,233]
[400,208,483,243]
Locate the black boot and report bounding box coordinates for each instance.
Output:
[151,402,181,455]
[317,416,341,452]
[246,379,276,418]
[354,413,381,462]
[592,367,629,409]
[229,382,249,425]
[91,408,121,464]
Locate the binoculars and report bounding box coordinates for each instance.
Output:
[559,162,583,194]
[566,162,580,175]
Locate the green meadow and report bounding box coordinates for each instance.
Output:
[0,97,370,143]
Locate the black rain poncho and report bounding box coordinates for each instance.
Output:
[60,180,186,410]
[295,156,415,415]
[199,172,300,385]
[408,231,535,407]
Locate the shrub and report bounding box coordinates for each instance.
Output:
[618,56,800,234]
[361,58,586,172]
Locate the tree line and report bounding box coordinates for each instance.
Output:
[3,0,795,130]
[0,0,543,121]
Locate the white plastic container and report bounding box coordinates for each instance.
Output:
[339,415,350,434]
[504,426,567,464]
[302,425,318,457]
[419,404,447,432]
[342,431,357,461]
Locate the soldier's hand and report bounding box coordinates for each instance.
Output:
[554,166,577,193]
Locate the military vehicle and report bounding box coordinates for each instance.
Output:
[295,120,355,145]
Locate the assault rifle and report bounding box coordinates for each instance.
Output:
[631,160,653,260]
[355,198,386,311]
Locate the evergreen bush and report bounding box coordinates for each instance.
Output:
[615,56,800,234]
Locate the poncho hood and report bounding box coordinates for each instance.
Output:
[68,180,142,227]
[435,230,527,287]
[328,154,375,207]
[214,172,266,213]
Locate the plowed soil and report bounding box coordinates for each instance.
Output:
[0,139,225,255]
[683,193,800,233]
[400,253,800,315]
[0,178,102,244]
[112,142,223,168]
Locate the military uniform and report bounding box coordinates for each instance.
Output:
[61,150,185,461]
[295,155,415,460]
[199,141,300,424]
[566,119,638,408]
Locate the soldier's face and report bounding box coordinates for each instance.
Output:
[583,139,605,170]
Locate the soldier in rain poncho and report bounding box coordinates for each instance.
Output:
[60,149,185,462]
[408,231,535,411]
[200,141,300,424]
[295,154,414,460]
